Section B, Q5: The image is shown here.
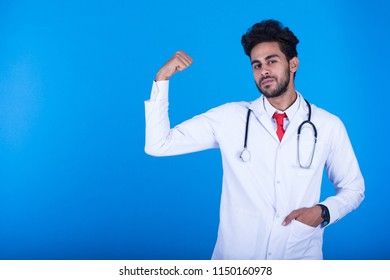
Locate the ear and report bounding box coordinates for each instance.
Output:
[289,57,299,73]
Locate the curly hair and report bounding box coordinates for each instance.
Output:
[241,20,299,61]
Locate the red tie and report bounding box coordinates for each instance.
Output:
[273,112,287,141]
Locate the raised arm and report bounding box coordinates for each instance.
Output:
[145,51,220,157]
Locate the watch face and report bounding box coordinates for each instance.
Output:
[321,208,326,218]
[322,220,329,227]
[318,204,330,227]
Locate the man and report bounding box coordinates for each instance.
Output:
[144,20,364,259]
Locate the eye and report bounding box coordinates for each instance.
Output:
[253,64,261,69]
[267,60,276,65]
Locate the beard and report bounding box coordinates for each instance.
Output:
[255,68,290,99]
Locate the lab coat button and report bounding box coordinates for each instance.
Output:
[276,180,280,184]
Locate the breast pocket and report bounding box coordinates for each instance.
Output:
[295,138,327,177]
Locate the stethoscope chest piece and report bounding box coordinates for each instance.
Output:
[240,148,251,162]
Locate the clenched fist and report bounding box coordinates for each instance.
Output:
[156,51,193,81]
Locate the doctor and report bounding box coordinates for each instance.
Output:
[144,19,365,259]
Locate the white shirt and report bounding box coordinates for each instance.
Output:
[263,93,299,131]
[145,80,365,260]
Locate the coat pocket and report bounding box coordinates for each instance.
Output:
[284,219,323,259]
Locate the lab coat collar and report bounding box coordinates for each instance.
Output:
[248,97,276,141]
[248,92,309,143]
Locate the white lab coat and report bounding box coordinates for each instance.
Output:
[144,81,365,260]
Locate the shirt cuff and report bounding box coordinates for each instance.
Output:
[149,80,169,101]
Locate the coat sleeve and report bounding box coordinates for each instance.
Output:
[144,81,222,156]
[321,117,365,225]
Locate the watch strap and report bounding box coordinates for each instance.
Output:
[317,204,330,227]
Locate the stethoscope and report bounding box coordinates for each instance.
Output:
[239,99,317,169]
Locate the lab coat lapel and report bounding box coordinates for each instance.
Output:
[282,96,309,144]
[248,97,280,142]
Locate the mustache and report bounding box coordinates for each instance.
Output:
[259,76,276,84]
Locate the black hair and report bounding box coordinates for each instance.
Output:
[241,19,299,61]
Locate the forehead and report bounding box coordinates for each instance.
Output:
[250,41,286,61]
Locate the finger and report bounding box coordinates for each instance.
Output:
[282,210,301,226]
[175,58,192,71]
[174,59,192,73]
[167,51,193,72]
[174,51,193,67]
[175,50,193,61]
[173,59,190,72]
[163,57,188,75]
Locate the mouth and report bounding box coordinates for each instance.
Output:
[261,78,274,87]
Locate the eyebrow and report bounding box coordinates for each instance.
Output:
[251,54,280,65]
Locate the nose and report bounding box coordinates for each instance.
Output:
[261,67,269,78]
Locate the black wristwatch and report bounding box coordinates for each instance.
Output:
[317,204,330,227]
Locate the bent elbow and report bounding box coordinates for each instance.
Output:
[144,144,167,157]
[145,132,174,157]
[144,145,159,157]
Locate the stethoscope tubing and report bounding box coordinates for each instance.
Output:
[240,99,317,168]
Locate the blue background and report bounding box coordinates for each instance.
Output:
[0,0,389,259]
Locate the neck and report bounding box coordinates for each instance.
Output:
[267,87,297,111]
